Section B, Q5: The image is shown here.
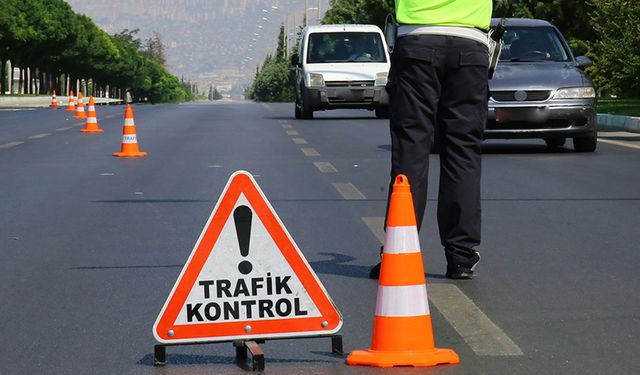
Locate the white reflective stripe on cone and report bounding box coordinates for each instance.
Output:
[122,134,138,143]
[87,117,97,124]
[124,118,135,126]
[375,284,430,317]
[383,226,421,254]
[77,107,85,112]
[88,106,95,111]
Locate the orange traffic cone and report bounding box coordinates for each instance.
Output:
[80,96,104,133]
[346,175,459,368]
[72,92,86,119]
[113,104,147,157]
[66,90,76,112]
[50,90,58,108]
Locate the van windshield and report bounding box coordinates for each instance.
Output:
[307,32,387,63]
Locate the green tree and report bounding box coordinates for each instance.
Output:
[322,0,394,30]
[589,0,640,97]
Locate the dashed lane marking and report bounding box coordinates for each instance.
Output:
[282,124,293,129]
[55,126,72,131]
[104,114,117,119]
[313,161,338,173]
[28,133,51,139]
[0,141,24,149]
[292,137,308,145]
[286,130,299,136]
[361,217,385,244]
[361,215,524,357]
[428,284,524,356]
[332,182,366,200]
[301,148,320,157]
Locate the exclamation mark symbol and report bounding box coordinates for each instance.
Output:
[233,205,253,275]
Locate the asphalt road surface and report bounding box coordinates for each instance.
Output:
[1,102,639,374]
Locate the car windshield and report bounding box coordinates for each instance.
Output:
[307,32,386,63]
[499,26,570,62]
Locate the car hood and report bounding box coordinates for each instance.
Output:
[304,63,389,82]
[490,62,590,91]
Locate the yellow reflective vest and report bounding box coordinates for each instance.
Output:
[396,0,493,31]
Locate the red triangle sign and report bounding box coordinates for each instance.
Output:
[153,171,343,343]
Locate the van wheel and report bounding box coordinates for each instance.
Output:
[294,98,302,119]
[573,135,597,152]
[300,93,314,119]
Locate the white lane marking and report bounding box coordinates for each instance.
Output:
[208,164,223,168]
[28,133,51,139]
[261,103,271,111]
[0,141,24,149]
[361,216,522,356]
[278,120,287,124]
[428,284,524,356]
[597,138,640,150]
[301,148,320,156]
[100,173,115,176]
[332,182,366,200]
[0,108,35,111]
[292,137,308,144]
[313,161,337,173]
[56,126,72,131]
[286,130,299,136]
[362,217,385,244]
[104,114,117,119]
[282,124,293,129]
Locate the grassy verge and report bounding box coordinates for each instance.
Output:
[597,99,640,117]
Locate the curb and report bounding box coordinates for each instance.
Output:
[597,113,640,133]
[0,96,123,108]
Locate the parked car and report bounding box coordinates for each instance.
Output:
[486,18,597,152]
[291,24,391,119]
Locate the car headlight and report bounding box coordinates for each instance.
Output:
[308,73,325,87]
[553,87,595,99]
[375,72,388,86]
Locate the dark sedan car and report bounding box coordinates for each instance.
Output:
[486,18,597,152]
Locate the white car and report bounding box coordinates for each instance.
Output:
[291,24,391,119]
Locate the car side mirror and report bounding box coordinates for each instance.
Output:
[291,53,300,67]
[575,56,592,69]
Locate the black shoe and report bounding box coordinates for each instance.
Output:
[446,251,480,280]
[369,262,381,279]
[369,246,384,279]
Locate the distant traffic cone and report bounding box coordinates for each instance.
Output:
[50,90,58,108]
[80,96,104,133]
[113,104,147,157]
[346,175,459,368]
[73,92,86,119]
[66,90,76,112]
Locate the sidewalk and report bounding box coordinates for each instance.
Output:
[0,95,123,108]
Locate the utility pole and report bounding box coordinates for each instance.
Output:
[304,0,308,27]
[317,0,321,24]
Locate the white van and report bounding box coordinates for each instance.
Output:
[291,24,391,119]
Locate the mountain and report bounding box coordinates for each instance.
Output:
[66,0,329,95]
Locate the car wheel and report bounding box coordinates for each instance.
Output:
[545,138,566,148]
[375,106,390,119]
[573,135,597,152]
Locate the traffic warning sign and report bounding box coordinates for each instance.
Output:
[153,171,342,344]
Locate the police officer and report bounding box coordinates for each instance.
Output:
[371,0,492,280]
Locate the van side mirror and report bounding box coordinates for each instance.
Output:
[575,56,592,69]
[291,53,300,67]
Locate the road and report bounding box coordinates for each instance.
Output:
[1,102,639,374]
